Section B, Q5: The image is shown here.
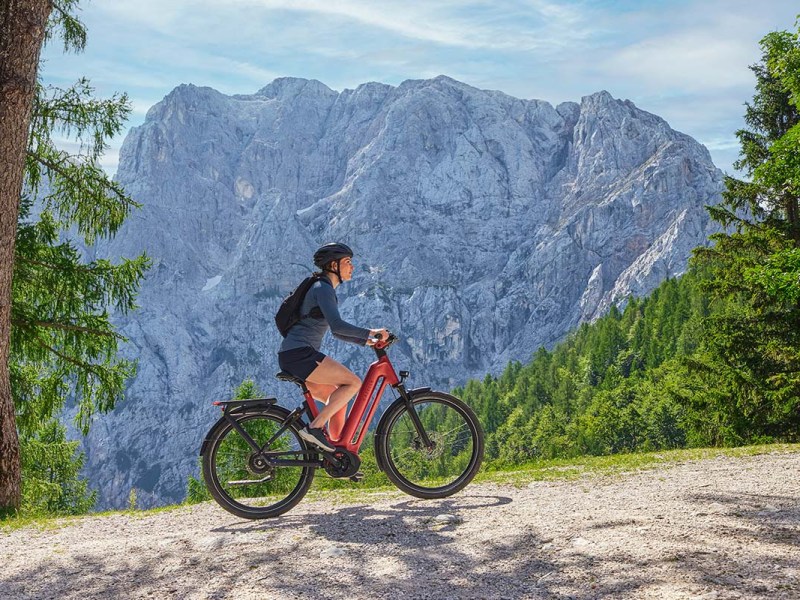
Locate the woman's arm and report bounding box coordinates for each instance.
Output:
[315,283,372,345]
[332,331,367,344]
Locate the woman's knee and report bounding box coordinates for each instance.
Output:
[335,364,360,388]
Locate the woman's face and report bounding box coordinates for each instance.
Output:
[337,257,353,281]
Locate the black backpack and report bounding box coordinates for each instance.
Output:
[274,275,325,337]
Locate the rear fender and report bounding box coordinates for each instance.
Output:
[199,403,292,456]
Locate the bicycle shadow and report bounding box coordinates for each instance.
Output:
[202,493,577,600]
[200,490,654,600]
[211,493,513,545]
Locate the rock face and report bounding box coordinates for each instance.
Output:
[82,76,723,508]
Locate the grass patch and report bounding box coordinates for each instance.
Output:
[303,485,405,506]
[1,498,191,533]
[476,443,800,487]
[1,511,83,533]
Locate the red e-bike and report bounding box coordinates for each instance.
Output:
[201,334,484,519]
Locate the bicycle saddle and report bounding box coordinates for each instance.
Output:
[275,371,305,385]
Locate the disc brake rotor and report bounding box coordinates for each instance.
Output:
[414,432,444,459]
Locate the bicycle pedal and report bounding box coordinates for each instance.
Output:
[349,472,364,482]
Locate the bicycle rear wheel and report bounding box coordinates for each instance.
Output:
[376,391,484,499]
[202,407,315,519]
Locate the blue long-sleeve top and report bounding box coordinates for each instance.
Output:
[279,278,371,352]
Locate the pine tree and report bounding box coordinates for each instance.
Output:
[20,419,96,515]
[1,1,150,514]
[691,24,800,440]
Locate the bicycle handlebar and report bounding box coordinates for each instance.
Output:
[372,332,398,351]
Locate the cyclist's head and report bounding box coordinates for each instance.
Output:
[313,242,354,283]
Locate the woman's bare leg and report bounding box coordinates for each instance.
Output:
[305,381,346,440]
[305,381,337,404]
[327,407,346,442]
[306,357,361,431]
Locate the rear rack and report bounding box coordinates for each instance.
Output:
[213,398,277,411]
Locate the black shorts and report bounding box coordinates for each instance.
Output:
[278,346,327,381]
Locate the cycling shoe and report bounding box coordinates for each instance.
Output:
[298,426,335,452]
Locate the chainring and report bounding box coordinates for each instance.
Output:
[323,449,362,478]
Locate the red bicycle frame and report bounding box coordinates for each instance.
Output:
[303,344,400,454]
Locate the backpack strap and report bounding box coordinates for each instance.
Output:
[299,276,332,321]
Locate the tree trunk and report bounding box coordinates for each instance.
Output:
[0,0,52,513]
[789,195,800,247]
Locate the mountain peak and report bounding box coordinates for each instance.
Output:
[256,77,336,100]
[580,90,617,105]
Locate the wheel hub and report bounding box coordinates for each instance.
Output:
[414,432,444,459]
[247,452,273,476]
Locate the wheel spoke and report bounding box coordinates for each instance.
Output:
[381,395,483,496]
[203,411,315,519]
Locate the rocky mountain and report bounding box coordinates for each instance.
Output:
[80,76,723,508]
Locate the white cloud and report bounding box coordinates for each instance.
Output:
[130,98,155,117]
[101,147,121,175]
[611,38,752,90]
[599,23,759,93]
[703,138,742,152]
[47,135,122,176]
[96,0,591,51]
[92,0,187,32]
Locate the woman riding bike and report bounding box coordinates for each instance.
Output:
[202,242,483,518]
[277,242,390,452]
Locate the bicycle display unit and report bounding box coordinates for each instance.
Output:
[200,334,485,519]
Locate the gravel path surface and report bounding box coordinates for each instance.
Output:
[2,451,799,599]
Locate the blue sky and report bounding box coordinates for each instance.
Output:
[41,0,798,175]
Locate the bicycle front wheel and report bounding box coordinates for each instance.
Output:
[376,391,484,499]
[202,407,315,519]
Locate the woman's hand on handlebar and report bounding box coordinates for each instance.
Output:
[367,328,391,346]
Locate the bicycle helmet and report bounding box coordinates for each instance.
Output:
[313,242,353,283]
[313,242,353,269]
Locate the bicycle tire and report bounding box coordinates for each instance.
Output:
[375,391,484,499]
[202,406,315,519]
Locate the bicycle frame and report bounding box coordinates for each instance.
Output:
[303,345,400,453]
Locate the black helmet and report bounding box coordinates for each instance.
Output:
[313,242,353,269]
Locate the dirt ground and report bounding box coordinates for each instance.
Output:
[2,451,799,599]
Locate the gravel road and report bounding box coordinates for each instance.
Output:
[2,451,799,599]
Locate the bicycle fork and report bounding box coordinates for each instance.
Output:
[395,384,434,448]
[373,384,436,473]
